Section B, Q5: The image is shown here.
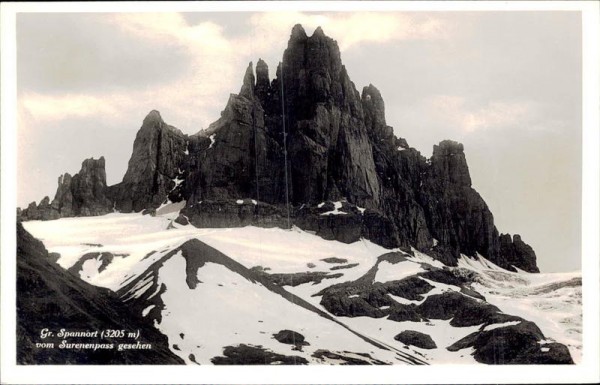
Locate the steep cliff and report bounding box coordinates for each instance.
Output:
[111,111,188,212]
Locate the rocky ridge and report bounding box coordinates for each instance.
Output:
[19,157,113,220]
[18,24,538,273]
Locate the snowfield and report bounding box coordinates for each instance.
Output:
[154,252,403,364]
[23,209,582,364]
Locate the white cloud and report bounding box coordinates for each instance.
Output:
[429,95,537,133]
[19,14,242,133]
[18,12,455,136]
[19,82,226,134]
[21,92,121,121]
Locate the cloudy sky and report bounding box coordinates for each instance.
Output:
[16,11,581,272]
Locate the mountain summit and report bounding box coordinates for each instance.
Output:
[16,24,580,367]
[19,25,538,273]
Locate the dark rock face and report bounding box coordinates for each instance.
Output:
[418,141,499,266]
[418,291,521,328]
[294,201,399,247]
[447,321,574,364]
[273,330,309,347]
[388,304,423,322]
[52,173,74,217]
[394,330,437,349]
[361,84,432,252]
[19,25,540,273]
[281,25,380,208]
[19,196,58,221]
[16,222,183,364]
[70,157,114,216]
[180,199,287,229]
[499,233,539,273]
[112,111,188,212]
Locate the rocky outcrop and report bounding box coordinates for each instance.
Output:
[447,321,574,364]
[178,199,287,229]
[394,330,437,349]
[112,111,188,212]
[361,84,432,252]
[499,233,539,273]
[311,350,388,365]
[19,25,541,273]
[19,196,58,221]
[414,140,539,272]
[418,141,499,265]
[70,157,114,216]
[52,173,74,217]
[211,344,308,365]
[19,157,112,220]
[273,330,310,348]
[417,291,522,328]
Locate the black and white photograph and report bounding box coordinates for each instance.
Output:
[1,1,599,384]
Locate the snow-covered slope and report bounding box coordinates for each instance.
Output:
[23,208,581,365]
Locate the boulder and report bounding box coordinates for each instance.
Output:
[272,330,309,346]
[394,330,437,349]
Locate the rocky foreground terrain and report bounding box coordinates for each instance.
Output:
[17,25,579,365]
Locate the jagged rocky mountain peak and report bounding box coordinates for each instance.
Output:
[239,61,255,99]
[297,24,340,63]
[58,172,72,183]
[499,232,539,273]
[255,58,270,102]
[290,23,308,40]
[362,83,387,129]
[313,25,325,37]
[434,139,465,155]
[16,24,580,367]
[362,83,384,102]
[143,109,164,126]
[283,24,344,89]
[513,234,523,242]
[256,57,268,71]
[80,156,106,171]
[20,24,541,273]
[430,139,472,187]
